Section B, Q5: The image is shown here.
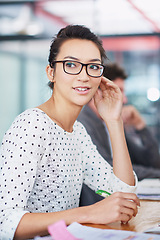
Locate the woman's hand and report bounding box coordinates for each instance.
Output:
[93,77,123,122]
[87,192,140,225]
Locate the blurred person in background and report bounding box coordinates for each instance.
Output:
[78,62,160,206]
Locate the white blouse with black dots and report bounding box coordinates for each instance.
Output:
[0,108,137,240]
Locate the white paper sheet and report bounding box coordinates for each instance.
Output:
[67,222,160,240]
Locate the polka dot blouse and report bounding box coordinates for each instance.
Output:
[0,108,137,239]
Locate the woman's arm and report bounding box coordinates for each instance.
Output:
[107,119,134,185]
[14,192,139,240]
[94,77,135,186]
[14,208,87,239]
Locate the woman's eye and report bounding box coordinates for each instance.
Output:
[89,64,99,70]
[66,62,76,68]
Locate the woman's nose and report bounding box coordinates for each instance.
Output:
[78,66,90,81]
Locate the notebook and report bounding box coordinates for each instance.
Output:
[136,178,160,200]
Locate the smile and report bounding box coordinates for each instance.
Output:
[74,87,89,91]
[73,87,91,95]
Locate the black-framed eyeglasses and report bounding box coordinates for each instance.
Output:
[52,60,104,78]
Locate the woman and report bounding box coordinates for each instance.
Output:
[0,25,139,240]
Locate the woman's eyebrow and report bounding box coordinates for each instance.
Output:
[64,56,78,60]
[64,56,101,62]
[89,58,101,62]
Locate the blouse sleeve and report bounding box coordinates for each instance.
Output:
[0,111,46,240]
[77,123,137,194]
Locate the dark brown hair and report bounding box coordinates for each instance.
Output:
[103,63,128,81]
[48,25,107,89]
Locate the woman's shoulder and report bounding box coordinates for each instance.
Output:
[17,107,45,118]
[7,108,53,136]
[2,108,56,145]
[14,108,50,124]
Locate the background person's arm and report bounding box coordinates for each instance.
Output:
[122,105,160,168]
[126,127,160,168]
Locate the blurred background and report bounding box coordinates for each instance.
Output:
[0,0,160,147]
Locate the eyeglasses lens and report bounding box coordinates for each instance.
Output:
[87,64,103,77]
[64,61,81,74]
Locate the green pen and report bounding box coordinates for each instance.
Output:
[96,190,111,198]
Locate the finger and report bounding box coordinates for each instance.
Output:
[119,206,135,219]
[101,76,111,83]
[99,79,107,91]
[121,201,138,217]
[101,76,116,84]
[100,77,114,89]
[119,213,131,223]
[100,78,122,99]
[129,195,140,207]
[118,192,140,206]
[126,200,138,213]
[111,193,139,217]
[94,88,102,102]
[101,76,120,90]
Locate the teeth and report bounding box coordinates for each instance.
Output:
[75,88,88,91]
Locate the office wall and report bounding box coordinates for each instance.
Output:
[0,40,52,142]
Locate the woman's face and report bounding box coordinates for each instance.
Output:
[51,39,102,107]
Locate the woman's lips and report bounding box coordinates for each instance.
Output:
[73,87,90,94]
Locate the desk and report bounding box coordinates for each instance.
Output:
[83,200,160,232]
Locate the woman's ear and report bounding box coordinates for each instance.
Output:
[46,65,55,82]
